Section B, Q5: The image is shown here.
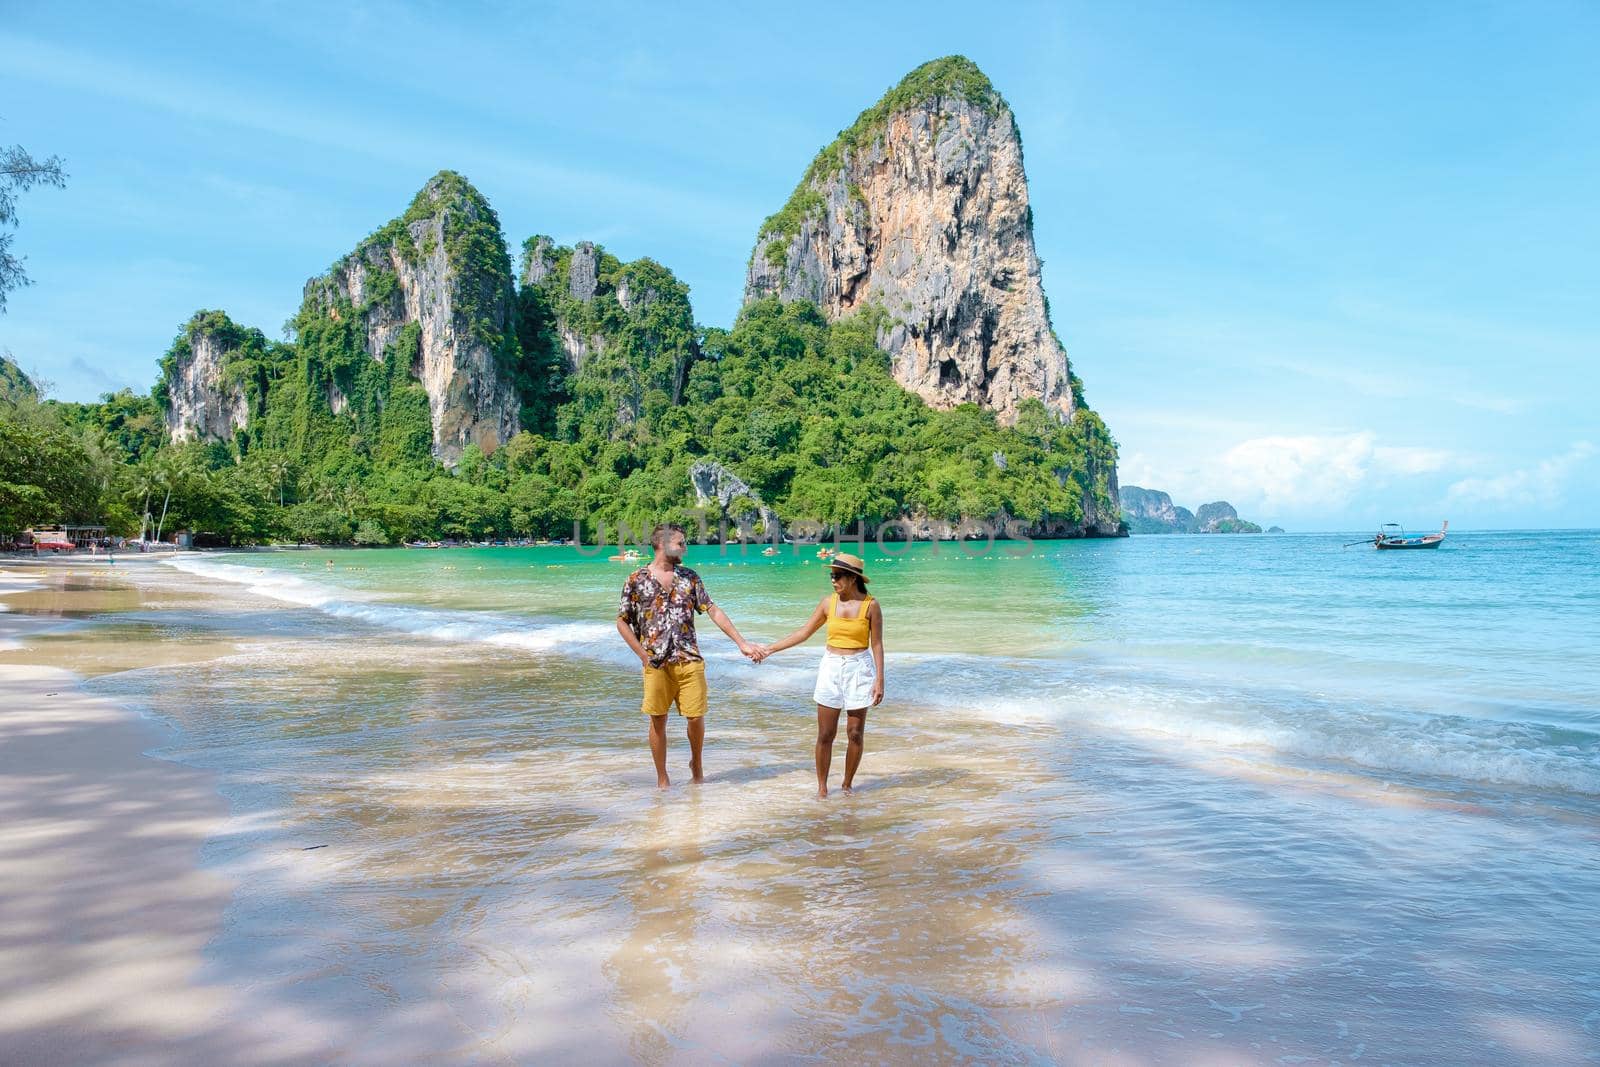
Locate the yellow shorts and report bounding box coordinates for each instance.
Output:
[641,660,708,718]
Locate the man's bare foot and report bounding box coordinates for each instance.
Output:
[816,786,828,798]
[841,783,854,794]
[657,776,671,790]
[689,759,704,784]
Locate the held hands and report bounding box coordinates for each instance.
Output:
[741,641,774,664]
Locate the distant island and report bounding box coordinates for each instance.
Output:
[1119,485,1267,534]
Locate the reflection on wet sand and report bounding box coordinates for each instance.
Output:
[606,797,707,1063]
[0,620,242,676]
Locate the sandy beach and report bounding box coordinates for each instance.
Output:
[0,560,347,1066]
[0,560,236,1063]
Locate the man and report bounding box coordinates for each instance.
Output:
[616,522,758,788]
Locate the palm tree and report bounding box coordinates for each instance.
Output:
[152,455,185,544]
[126,461,163,542]
[265,457,291,508]
[339,482,366,521]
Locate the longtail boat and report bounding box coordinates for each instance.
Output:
[1370,520,1448,550]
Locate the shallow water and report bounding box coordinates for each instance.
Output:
[12,533,1600,1063]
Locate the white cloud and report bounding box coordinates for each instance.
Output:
[1219,433,1452,512]
[1128,431,1457,518]
[1220,434,1371,512]
[1446,442,1596,508]
[1372,444,1455,476]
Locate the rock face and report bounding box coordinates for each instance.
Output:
[689,460,781,535]
[1118,485,1195,534]
[518,237,697,434]
[520,238,674,374]
[303,171,520,465]
[162,313,253,444]
[522,239,610,373]
[1193,501,1262,534]
[1120,486,1263,534]
[744,56,1074,426]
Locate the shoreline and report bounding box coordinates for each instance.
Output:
[0,562,316,1064]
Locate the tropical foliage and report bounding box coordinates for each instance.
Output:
[1,170,1119,547]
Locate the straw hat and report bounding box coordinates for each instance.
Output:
[829,552,869,584]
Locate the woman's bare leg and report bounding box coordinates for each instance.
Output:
[815,704,841,797]
[841,710,867,792]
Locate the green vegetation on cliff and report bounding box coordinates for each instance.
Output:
[520,239,698,442]
[1,354,38,403]
[757,55,1006,265]
[358,170,516,350]
[154,310,280,432]
[4,293,1118,545]
[5,164,1119,546]
[684,299,1113,531]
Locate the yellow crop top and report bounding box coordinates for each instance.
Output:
[825,593,873,649]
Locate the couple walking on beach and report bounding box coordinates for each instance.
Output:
[615,523,884,796]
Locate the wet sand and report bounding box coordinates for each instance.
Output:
[1,561,238,1062]
[0,562,336,1065]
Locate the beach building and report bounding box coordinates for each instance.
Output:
[19,525,107,551]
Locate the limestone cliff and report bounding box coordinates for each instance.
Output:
[518,237,696,437]
[1193,501,1262,535]
[159,311,261,444]
[689,460,781,536]
[302,171,521,465]
[1120,486,1263,534]
[1119,485,1195,535]
[745,56,1077,426]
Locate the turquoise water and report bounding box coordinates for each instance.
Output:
[173,529,1600,796]
[59,530,1600,1061]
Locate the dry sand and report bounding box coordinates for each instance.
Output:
[0,561,332,1065]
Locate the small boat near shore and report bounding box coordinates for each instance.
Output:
[1348,521,1448,550]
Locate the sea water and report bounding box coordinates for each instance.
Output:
[61,532,1600,1061]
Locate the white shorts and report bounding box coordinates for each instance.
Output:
[812,650,876,711]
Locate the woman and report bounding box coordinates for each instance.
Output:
[756,552,884,797]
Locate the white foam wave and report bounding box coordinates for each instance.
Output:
[162,556,1600,798]
[163,556,623,664]
[930,659,1600,797]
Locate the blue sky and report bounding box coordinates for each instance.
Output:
[2,1,1596,529]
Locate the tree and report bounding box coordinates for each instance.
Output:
[266,457,291,508]
[0,417,99,535]
[1,146,68,313]
[124,461,164,541]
